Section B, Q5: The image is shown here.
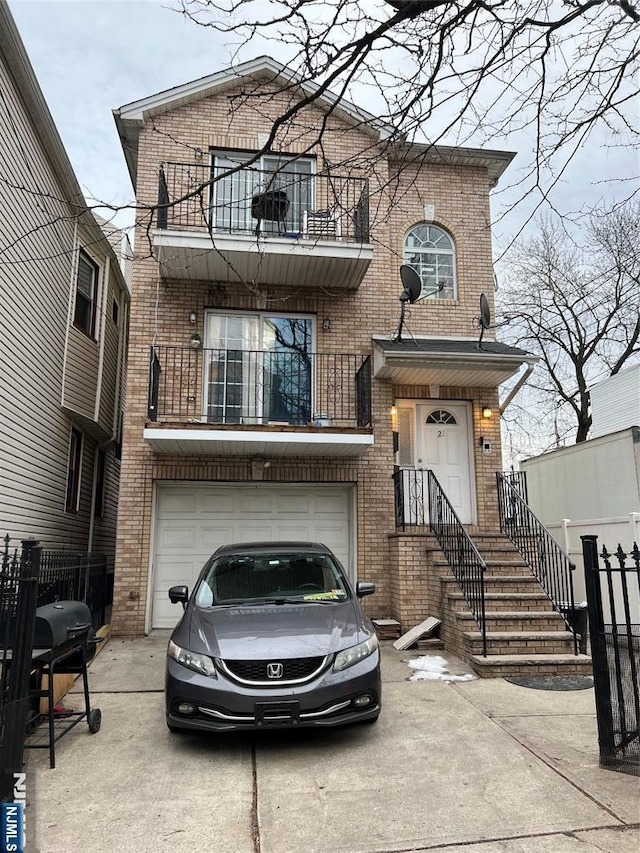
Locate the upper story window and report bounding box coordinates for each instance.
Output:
[74,250,99,336]
[404,224,456,300]
[211,151,314,236]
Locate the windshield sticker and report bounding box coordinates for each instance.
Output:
[302,590,347,601]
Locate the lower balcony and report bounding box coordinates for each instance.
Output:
[145,346,374,457]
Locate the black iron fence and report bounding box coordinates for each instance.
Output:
[581,536,639,775]
[1,535,110,800]
[497,472,578,654]
[0,537,40,801]
[427,470,487,656]
[148,345,372,429]
[38,551,109,630]
[157,161,370,243]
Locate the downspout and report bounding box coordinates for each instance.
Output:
[499,358,537,414]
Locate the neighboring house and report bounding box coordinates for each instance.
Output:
[0,3,130,574]
[112,58,583,676]
[522,366,640,617]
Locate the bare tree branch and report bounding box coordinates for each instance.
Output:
[498,201,640,444]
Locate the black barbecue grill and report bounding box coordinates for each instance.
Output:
[24,600,102,768]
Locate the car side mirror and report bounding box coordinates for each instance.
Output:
[168,585,189,610]
[356,582,375,597]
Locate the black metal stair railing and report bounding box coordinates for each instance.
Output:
[497,471,579,654]
[392,469,427,529]
[427,470,487,656]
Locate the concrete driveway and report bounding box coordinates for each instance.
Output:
[27,633,639,853]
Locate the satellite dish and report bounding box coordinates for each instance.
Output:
[478,293,491,349]
[393,265,422,342]
[399,265,422,304]
[480,293,491,329]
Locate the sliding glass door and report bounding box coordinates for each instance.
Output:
[205,312,313,425]
[211,153,314,234]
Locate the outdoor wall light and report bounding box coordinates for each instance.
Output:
[189,311,197,325]
[194,147,203,160]
[482,406,493,419]
[322,317,331,330]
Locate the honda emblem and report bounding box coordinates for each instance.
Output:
[267,662,283,679]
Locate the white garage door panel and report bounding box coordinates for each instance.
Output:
[152,483,353,628]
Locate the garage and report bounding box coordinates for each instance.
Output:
[151,482,355,628]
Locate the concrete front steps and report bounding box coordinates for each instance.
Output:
[439,532,592,678]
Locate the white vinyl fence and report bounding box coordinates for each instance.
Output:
[546,513,640,623]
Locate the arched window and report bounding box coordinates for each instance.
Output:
[425,409,457,425]
[404,224,456,300]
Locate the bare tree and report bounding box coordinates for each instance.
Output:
[176,0,639,216]
[498,202,640,446]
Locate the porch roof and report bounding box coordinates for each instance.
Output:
[372,336,536,388]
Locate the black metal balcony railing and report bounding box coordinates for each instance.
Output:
[497,471,578,654]
[148,346,372,429]
[157,162,370,243]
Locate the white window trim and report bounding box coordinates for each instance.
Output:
[203,310,316,425]
[74,248,102,339]
[404,223,457,301]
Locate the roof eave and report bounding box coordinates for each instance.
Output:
[390,142,517,186]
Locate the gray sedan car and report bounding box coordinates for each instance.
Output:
[165,541,381,732]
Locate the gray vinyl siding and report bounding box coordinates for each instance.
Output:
[0,46,125,555]
[97,275,121,432]
[63,323,101,422]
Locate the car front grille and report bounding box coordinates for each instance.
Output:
[220,655,329,685]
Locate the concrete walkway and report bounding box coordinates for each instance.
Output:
[27,634,639,853]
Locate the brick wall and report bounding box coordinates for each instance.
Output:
[112,79,508,635]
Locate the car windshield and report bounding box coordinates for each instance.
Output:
[195,551,350,606]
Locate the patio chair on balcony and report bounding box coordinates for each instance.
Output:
[303,209,341,240]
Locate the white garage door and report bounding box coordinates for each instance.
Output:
[151,482,354,628]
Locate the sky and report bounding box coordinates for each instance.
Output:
[8,0,639,250]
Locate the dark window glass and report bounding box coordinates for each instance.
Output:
[65,427,83,512]
[74,252,98,336]
[94,449,106,519]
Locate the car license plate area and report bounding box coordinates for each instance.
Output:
[255,701,300,726]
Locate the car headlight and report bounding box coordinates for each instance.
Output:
[168,639,217,678]
[333,634,378,672]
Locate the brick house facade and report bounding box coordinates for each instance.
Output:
[112,58,532,637]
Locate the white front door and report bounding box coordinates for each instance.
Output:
[417,403,474,523]
[397,401,475,525]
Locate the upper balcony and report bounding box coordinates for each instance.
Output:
[153,162,374,289]
[145,345,373,458]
